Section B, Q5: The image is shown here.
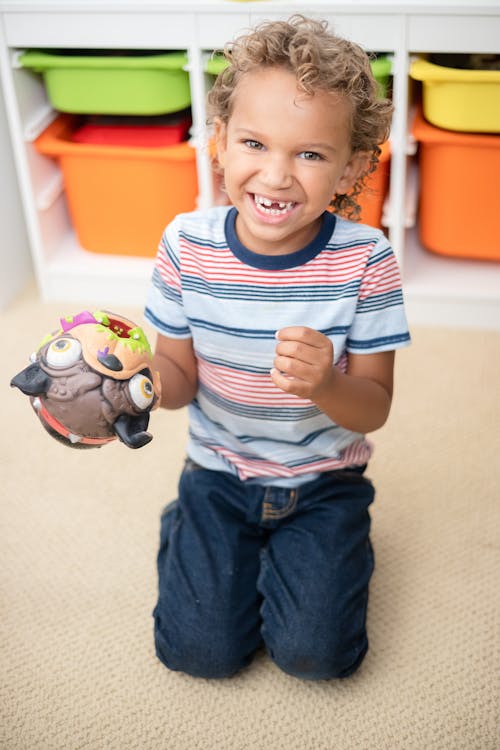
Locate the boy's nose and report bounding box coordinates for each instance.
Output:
[260,154,293,190]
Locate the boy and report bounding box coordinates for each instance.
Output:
[145,15,410,680]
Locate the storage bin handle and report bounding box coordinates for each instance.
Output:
[24,106,56,142]
[36,172,64,211]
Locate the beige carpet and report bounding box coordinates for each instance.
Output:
[1,284,499,750]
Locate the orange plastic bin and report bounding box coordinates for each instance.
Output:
[412,108,500,261]
[357,141,390,228]
[35,114,198,257]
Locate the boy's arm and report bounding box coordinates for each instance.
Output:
[271,326,394,434]
[153,333,198,409]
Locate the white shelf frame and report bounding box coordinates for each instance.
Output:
[0,1,499,328]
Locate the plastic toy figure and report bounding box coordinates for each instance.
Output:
[11,310,161,449]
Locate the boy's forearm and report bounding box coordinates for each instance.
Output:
[153,352,198,409]
[313,368,392,434]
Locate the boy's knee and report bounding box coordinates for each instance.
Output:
[267,631,368,681]
[154,618,249,679]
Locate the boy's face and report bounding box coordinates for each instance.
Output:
[214,66,369,256]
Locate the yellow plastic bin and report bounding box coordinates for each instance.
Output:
[35,114,198,257]
[20,50,191,115]
[410,57,500,133]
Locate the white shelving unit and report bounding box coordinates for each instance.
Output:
[1,1,499,328]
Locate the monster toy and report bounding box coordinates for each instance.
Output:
[11,310,161,449]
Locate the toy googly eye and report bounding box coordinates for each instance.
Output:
[45,338,83,368]
[128,373,155,410]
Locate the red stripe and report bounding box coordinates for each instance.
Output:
[207,438,372,481]
[359,256,402,299]
[198,361,313,406]
[179,242,373,286]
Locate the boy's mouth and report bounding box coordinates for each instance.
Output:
[253,193,296,216]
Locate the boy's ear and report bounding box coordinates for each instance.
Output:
[213,117,228,168]
[336,151,371,194]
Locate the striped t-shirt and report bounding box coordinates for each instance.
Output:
[145,206,410,484]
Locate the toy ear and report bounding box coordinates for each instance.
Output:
[113,413,153,449]
[10,363,51,396]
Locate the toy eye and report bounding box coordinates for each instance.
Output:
[128,373,155,410]
[45,338,82,368]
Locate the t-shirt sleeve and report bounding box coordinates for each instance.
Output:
[144,218,192,339]
[346,235,411,354]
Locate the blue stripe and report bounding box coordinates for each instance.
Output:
[190,318,276,339]
[191,319,349,340]
[365,246,393,267]
[326,238,377,253]
[144,307,190,337]
[179,230,226,251]
[192,443,340,471]
[237,425,341,447]
[277,454,343,469]
[161,236,181,272]
[199,385,320,421]
[182,275,360,302]
[190,432,346,471]
[322,324,351,336]
[357,289,404,313]
[347,332,411,350]
[190,401,339,446]
[151,268,182,303]
[198,353,270,375]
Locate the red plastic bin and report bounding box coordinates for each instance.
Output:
[71,113,192,148]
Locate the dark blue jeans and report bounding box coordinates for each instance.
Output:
[153,460,375,680]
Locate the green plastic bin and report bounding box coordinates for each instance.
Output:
[20,50,191,115]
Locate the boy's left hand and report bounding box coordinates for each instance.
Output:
[271,326,337,401]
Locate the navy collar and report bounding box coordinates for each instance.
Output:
[224,207,336,270]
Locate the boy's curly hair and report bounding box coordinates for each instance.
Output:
[207,15,393,220]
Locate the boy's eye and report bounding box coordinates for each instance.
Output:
[244,139,263,150]
[299,151,323,161]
